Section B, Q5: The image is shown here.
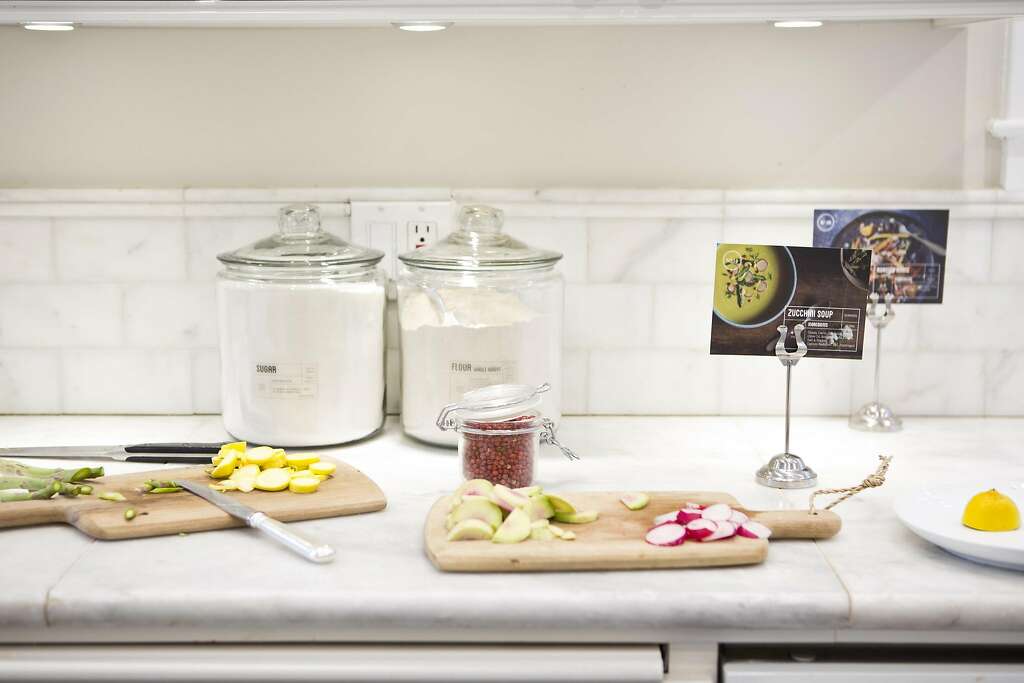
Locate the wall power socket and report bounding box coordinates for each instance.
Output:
[350,201,454,280]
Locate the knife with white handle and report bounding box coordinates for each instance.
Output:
[177,480,336,564]
[0,442,228,464]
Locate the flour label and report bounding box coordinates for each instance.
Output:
[448,360,517,400]
[254,362,318,399]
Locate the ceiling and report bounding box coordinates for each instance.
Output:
[0,0,1020,27]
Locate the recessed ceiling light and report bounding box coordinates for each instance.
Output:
[772,20,823,28]
[22,21,76,31]
[392,22,452,32]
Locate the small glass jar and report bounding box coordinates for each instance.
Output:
[437,383,578,488]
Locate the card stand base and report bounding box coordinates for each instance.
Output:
[849,291,902,433]
[756,453,818,489]
[756,323,819,490]
[849,401,902,432]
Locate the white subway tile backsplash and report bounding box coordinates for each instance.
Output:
[1,187,1021,417]
[0,218,52,282]
[124,283,218,348]
[653,284,714,350]
[717,355,854,416]
[990,219,1024,283]
[0,350,61,413]
[721,217,813,248]
[944,219,992,284]
[565,283,652,349]
[191,348,222,414]
[588,218,722,285]
[562,350,588,414]
[918,286,1023,351]
[502,217,588,283]
[63,350,192,414]
[984,351,1024,416]
[851,351,985,416]
[0,284,122,348]
[589,349,718,414]
[185,216,277,280]
[54,218,186,282]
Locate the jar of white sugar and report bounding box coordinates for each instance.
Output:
[397,205,564,447]
[216,204,386,447]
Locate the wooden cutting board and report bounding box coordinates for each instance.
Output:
[0,460,386,540]
[425,491,840,572]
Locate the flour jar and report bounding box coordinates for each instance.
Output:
[216,204,386,447]
[397,205,564,447]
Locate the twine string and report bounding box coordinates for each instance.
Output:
[809,455,892,515]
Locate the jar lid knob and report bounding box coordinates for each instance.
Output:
[279,203,323,239]
[458,204,504,235]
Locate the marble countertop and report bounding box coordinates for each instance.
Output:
[1,415,1022,646]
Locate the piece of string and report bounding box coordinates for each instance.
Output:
[809,455,892,515]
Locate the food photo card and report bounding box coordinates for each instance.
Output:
[812,209,949,303]
[710,244,872,359]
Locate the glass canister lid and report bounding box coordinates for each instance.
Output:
[217,204,384,269]
[398,204,562,271]
[436,383,550,431]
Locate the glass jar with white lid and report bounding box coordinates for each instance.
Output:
[396,204,564,447]
[216,204,386,447]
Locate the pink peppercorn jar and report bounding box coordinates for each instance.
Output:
[436,383,578,488]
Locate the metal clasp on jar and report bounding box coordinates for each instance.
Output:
[540,418,580,461]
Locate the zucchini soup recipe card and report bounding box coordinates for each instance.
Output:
[710,244,872,359]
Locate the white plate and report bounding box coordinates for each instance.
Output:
[894,482,1024,571]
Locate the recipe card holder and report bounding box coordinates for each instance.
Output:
[756,323,818,489]
[849,291,902,432]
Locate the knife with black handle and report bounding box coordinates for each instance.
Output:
[0,442,228,464]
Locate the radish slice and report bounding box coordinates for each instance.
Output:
[652,511,678,526]
[685,518,717,540]
[737,521,772,539]
[675,508,704,524]
[701,503,733,522]
[728,509,749,526]
[645,523,687,547]
[704,520,736,541]
[683,502,705,510]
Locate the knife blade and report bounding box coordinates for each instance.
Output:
[0,442,228,464]
[177,480,335,564]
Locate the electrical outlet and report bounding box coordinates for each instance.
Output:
[350,201,453,280]
[406,221,437,251]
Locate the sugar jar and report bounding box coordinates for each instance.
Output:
[216,204,386,447]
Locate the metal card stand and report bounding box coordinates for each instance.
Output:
[849,291,902,432]
[756,323,818,489]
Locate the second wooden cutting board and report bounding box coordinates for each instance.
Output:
[425,491,840,572]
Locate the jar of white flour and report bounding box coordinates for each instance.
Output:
[217,204,386,447]
[397,205,564,447]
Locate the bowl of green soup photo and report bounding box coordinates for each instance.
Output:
[713,244,797,328]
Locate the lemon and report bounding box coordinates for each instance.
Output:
[962,489,1020,532]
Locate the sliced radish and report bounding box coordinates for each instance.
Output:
[728,509,749,526]
[704,520,736,542]
[644,523,687,547]
[701,503,733,522]
[675,508,704,524]
[684,518,717,540]
[652,511,679,526]
[737,521,772,539]
[683,502,705,510]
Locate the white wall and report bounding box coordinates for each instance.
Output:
[0,22,969,188]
